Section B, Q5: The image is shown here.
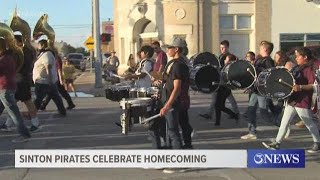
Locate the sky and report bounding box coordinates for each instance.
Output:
[0,0,113,47]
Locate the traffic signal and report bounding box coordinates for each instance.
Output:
[101,33,111,42]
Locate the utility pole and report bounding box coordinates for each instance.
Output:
[196,0,200,53]
[92,0,103,88]
[90,0,94,73]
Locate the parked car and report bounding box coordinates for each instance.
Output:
[67,53,86,72]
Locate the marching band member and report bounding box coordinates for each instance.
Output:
[0,35,40,132]
[263,47,320,153]
[241,40,275,140]
[0,37,31,142]
[125,45,154,88]
[214,54,239,126]
[199,40,239,120]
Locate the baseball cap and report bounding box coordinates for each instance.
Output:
[164,37,187,48]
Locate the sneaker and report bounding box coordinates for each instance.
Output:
[307,143,320,154]
[67,104,76,110]
[30,126,40,132]
[199,113,212,119]
[262,141,280,150]
[240,133,257,140]
[163,168,187,174]
[0,124,13,132]
[12,136,30,143]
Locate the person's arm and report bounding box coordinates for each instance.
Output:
[43,53,54,85]
[293,70,316,92]
[57,68,63,85]
[45,64,53,85]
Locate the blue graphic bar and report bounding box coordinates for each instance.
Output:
[247,149,305,168]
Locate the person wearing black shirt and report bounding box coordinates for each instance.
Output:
[155,38,190,150]
[241,41,275,140]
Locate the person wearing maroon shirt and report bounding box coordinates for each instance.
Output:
[0,35,40,132]
[152,41,167,73]
[263,47,320,153]
[0,37,30,142]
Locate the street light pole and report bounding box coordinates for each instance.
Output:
[92,0,103,88]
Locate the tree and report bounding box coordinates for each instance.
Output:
[75,47,90,56]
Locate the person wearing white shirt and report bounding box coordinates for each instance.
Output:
[125,45,154,88]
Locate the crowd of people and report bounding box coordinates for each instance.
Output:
[1,30,320,172]
[0,35,77,142]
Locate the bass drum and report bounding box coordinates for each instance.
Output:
[190,52,220,69]
[221,60,256,89]
[190,64,220,93]
[256,67,295,99]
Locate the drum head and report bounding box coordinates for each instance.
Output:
[225,60,256,89]
[191,65,220,93]
[267,68,294,99]
[257,67,294,99]
[191,52,220,68]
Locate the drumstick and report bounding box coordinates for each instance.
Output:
[140,109,173,124]
[278,79,293,88]
[141,70,155,81]
[110,72,125,79]
[246,68,256,78]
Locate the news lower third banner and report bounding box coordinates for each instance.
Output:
[15,149,305,168]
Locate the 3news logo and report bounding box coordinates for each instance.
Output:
[248,150,305,168]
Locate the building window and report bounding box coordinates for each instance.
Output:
[237,15,251,29]
[220,16,234,29]
[220,15,252,30]
[280,33,320,53]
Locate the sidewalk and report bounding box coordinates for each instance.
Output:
[74,71,109,97]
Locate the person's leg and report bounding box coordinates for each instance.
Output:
[34,83,48,110]
[57,82,75,108]
[24,100,40,128]
[49,84,67,115]
[247,93,259,135]
[257,95,271,122]
[165,109,182,149]
[227,92,239,114]
[275,105,297,143]
[70,82,77,97]
[297,107,320,143]
[0,90,30,138]
[178,110,193,148]
[200,92,217,119]
[40,95,52,110]
[262,104,296,150]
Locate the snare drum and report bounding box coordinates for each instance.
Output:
[147,87,160,97]
[129,87,138,98]
[256,67,295,99]
[109,85,130,101]
[221,60,256,89]
[137,87,148,97]
[190,64,220,93]
[119,98,152,123]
